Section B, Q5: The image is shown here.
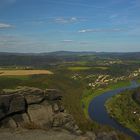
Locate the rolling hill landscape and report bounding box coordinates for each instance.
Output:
[0,52,140,140]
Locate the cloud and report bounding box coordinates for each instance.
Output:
[78,28,123,33]
[61,40,74,43]
[54,17,77,24]
[53,17,86,24]
[0,23,13,29]
[79,41,90,45]
[0,35,48,50]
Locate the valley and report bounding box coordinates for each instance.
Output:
[0,52,140,140]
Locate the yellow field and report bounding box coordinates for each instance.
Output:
[0,70,53,76]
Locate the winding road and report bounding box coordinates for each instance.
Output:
[88,81,140,140]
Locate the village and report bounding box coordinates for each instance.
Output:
[71,68,140,89]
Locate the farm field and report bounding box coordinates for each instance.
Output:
[67,66,91,71]
[0,70,53,76]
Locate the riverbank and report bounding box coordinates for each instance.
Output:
[88,82,140,140]
[81,80,131,118]
[105,88,140,135]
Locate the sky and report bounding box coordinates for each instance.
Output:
[0,0,140,53]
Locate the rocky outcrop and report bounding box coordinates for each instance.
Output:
[0,87,120,140]
[0,94,26,121]
[0,87,81,134]
[95,131,119,140]
[0,129,91,140]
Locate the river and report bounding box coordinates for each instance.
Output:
[88,81,140,140]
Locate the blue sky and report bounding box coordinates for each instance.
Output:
[0,0,140,52]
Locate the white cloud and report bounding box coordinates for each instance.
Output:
[61,40,74,43]
[53,17,87,24]
[0,23,13,29]
[78,28,123,33]
[70,17,77,22]
[78,29,94,33]
[54,17,78,24]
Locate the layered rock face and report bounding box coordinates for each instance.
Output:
[0,87,81,134]
[0,87,119,140]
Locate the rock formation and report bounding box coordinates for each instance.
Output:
[0,87,119,140]
[0,87,81,134]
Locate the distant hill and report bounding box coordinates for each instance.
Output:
[0,51,140,68]
[1,51,140,57]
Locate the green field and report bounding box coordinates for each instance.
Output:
[137,79,140,83]
[93,66,109,70]
[68,66,91,71]
[67,66,109,71]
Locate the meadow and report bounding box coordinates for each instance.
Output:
[67,66,91,71]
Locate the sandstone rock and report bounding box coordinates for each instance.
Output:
[0,87,64,130]
[0,86,122,140]
[85,132,96,140]
[53,103,59,112]
[45,89,62,101]
[27,102,54,129]
[96,131,119,140]
[22,87,45,105]
[77,136,91,140]
[59,105,65,112]
[8,95,26,114]
[52,112,81,135]
[0,118,17,128]
[22,113,31,123]
[11,113,31,127]
[0,94,26,120]
[0,129,91,140]
[0,87,89,138]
